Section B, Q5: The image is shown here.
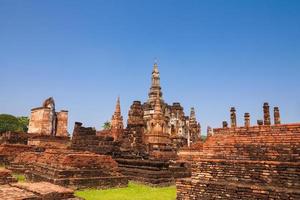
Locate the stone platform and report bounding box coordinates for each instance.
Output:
[116,158,174,186]
[0,182,82,200]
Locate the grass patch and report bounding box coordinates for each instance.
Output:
[75,182,176,200]
[13,174,26,182]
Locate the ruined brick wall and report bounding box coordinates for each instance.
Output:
[28,98,68,137]
[176,123,300,200]
[0,144,35,164]
[71,122,119,156]
[28,108,53,135]
[56,110,68,137]
[27,136,70,149]
[0,131,29,145]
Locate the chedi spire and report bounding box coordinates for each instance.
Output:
[148,62,163,104]
[111,97,123,129]
[153,92,163,120]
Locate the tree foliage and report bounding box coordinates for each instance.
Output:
[17,116,29,132]
[0,114,29,133]
[102,121,111,130]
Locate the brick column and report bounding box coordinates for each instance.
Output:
[222,121,228,128]
[230,107,237,128]
[263,102,271,125]
[257,120,263,126]
[274,107,281,125]
[244,113,250,128]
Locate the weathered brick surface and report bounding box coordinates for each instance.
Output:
[0,182,83,200]
[12,182,75,199]
[176,123,300,200]
[0,184,39,200]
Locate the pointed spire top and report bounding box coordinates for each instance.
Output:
[114,96,121,115]
[117,96,120,104]
[148,60,163,104]
[153,61,159,73]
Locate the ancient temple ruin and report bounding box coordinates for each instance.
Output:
[72,63,199,185]
[98,63,201,148]
[143,63,201,146]
[28,97,68,137]
[101,63,201,149]
[0,63,298,199]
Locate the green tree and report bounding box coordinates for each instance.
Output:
[0,114,20,133]
[0,114,29,133]
[17,116,29,132]
[102,121,111,130]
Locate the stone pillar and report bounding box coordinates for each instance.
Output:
[274,107,281,125]
[257,120,263,126]
[244,113,250,128]
[207,126,213,137]
[56,110,69,137]
[230,107,237,128]
[263,102,271,125]
[222,121,228,128]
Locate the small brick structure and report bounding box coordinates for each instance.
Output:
[71,122,120,156]
[176,121,300,200]
[28,97,68,137]
[0,169,17,185]
[15,148,128,189]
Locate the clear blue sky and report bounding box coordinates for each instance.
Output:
[1,0,299,134]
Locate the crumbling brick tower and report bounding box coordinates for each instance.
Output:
[28,97,68,137]
[143,63,201,145]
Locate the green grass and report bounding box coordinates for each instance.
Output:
[13,173,26,182]
[75,182,176,200]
